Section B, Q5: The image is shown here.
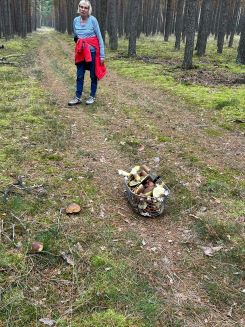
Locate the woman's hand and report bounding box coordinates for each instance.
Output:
[100,58,105,64]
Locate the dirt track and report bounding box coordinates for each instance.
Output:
[35,30,244,327]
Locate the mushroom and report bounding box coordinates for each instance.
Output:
[31,241,44,252]
[65,203,81,214]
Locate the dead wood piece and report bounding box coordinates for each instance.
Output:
[0,61,17,66]
[0,54,24,66]
[10,212,27,230]
[233,119,245,124]
[1,175,45,200]
[0,54,24,60]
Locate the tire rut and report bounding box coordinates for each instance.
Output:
[34,31,244,327]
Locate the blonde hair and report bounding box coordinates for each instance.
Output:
[77,1,92,15]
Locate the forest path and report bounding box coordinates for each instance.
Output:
[34,30,244,326]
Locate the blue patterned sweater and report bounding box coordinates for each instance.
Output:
[73,15,105,58]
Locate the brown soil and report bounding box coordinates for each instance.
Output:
[119,54,245,87]
[35,31,244,327]
[177,69,245,87]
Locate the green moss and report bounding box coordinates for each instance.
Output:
[157,166,198,218]
[35,225,60,252]
[200,166,244,199]
[158,135,172,143]
[91,254,110,267]
[72,252,162,325]
[194,217,241,243]
[215,97,240,110]
[4,194,45,216]
[204,128,224,137]
[0,284,40,326]
[108,35,245,130]
[204,281,244,308]
[0,151,6,161]
[57,309,141,327]
[0,245,24,269]
[218,242,245,267]
[41,153,63,161]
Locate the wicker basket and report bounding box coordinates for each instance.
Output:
[124,178,170,217]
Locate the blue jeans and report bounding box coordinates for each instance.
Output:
[76,51,97,99]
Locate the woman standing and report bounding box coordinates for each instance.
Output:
[68,0,106,106]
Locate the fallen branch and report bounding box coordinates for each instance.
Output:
[10,212,27,230]
[0,54,24,60]
[0,61,17,66]
[0,54,24,66]
[1,175,45,200]
[233,118,245,124]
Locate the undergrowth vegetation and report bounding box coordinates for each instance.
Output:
[0,30,244,327]
[108,35,245,131]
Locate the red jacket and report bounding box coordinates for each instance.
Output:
[75,36,106,80]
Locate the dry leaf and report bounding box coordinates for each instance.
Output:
[60,252,75,266]
[138,144,145,152]
[65,203,81,214]
[39,318,56,326]
[227,303,237,318]
[99,156,106,163]
[201,245,223,256]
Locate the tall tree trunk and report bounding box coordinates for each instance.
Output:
[196,0,212,56]
[128,0,141,56]
[164,0,173,41]
[182,0,197,69]
[217,0,228,53]
[117,0,124,37]
[152,0,160,35]
[174,0,185,50]
[97,0,107,42]
[107,0,118,50]
[161,0,167,35]
[210,0,218,35]
[182,0,189,42]
[214,0,222,39]
[66,0,74,35]
[228,0,241,47]
[236,8,245,64]
[3,0,12,39]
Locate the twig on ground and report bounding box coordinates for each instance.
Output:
[10,212,27,230]
[1,175,45,200]
[0,54,24,60]
[0,61,17,65]
[1,231,12,243]
[0,220,3,242]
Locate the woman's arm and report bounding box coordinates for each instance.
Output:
[91,16,105,59]
[73,17,78,42]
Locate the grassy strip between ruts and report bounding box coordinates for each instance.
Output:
[61,31,244,325]
[51,30,245,324]
[107,35,245,131]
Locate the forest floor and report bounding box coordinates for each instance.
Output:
[0,29,244,327]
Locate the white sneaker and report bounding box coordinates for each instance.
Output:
[86,96,95,105]
[68,97,82,106]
